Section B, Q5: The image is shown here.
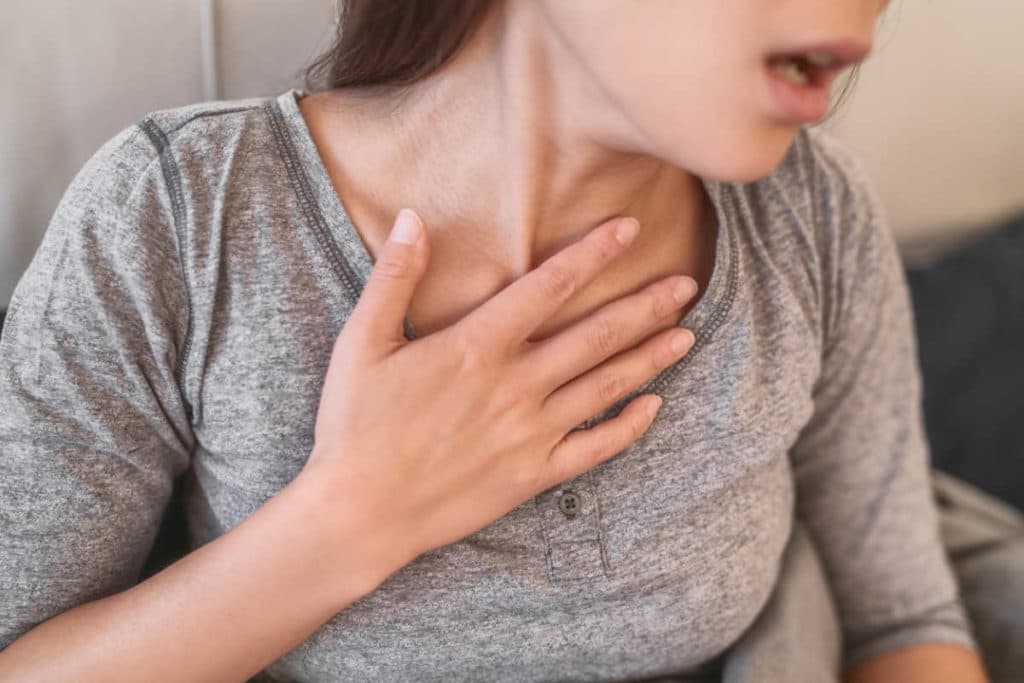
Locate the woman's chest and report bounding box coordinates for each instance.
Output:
[181,235,822,678]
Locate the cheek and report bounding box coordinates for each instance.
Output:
[552,2,800,182]
[621,69,801,183]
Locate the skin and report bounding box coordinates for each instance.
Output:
[299,0,989,680]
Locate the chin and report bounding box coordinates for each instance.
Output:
[665,125,800,184]
[708,152,792,183]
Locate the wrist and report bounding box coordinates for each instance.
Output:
[284,463,417,604]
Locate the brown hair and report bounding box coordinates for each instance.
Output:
[303,0,862,122]
[303,0,494,98]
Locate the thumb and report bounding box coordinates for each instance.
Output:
[349,208,428,354]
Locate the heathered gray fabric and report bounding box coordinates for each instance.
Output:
[0,89,979,681]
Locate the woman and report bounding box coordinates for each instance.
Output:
[0,0,997,681]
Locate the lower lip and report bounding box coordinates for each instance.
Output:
[764,61,833,123]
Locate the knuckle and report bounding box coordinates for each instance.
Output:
[593,233,620,263]
[588,317,619,356]
[452,327,491,370]
[539,262,576,301]
[373,254,409,281]
[648,286,672,320]
[513,463,546,493]
[492,378,528,411]
[628,413,646,442]
[651,337,675,372]
[596,371,626,403]
[583,440,605,468]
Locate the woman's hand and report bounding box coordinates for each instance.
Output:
[303,208,698,578]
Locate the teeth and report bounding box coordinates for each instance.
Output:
[803,51,835,67]
[772,58,809,87]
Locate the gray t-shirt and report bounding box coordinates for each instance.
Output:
[0,89,977,681]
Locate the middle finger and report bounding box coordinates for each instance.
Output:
[525,273,698,395]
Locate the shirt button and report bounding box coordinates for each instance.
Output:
[557,490,580,517]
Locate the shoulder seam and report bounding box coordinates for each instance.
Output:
[260,99,365,304]
[801,128,832,355]
[163,105,265,140]
[138,117,196,425]
[805,128,890,368]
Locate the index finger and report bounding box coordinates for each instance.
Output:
[460,216,640,350]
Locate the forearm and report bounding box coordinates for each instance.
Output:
[844,642,989,683]
[0,466,410,683]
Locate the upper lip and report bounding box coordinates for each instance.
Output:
[768,39,873,69]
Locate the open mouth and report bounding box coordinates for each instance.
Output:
[762,41,871,122]
[765,41,871,89]
[766,53,835,89]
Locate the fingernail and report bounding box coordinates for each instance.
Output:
[615,218,639,246]
[390,209,422,245]
[670,329,694,354]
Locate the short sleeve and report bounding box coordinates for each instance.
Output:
[790,129,979,670]
[0,124,194,649]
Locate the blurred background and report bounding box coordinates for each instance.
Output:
[1,0,1022,510]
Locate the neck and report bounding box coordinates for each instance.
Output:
[306,1,709,282]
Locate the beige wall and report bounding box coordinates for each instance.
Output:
[823,1,1024,261]
[0,0,335,306]
[2,1,1022,305]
